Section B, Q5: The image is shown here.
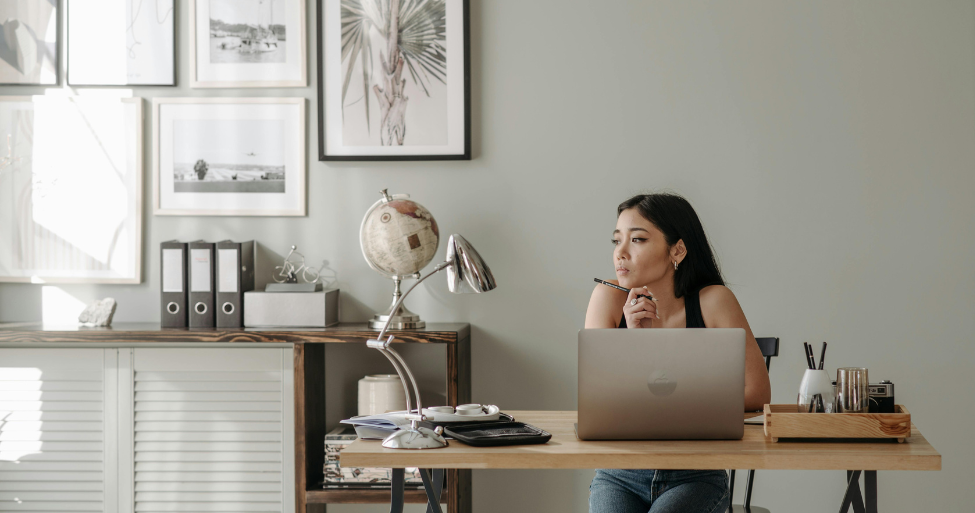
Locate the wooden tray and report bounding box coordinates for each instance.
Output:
[763,404,911,443]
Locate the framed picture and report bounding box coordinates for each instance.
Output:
[189,0,306,88]
[152,97,306,216]
[66,0,176,86]
[0,96,143,284]
[317,0,471,160]
[0,1,59,85]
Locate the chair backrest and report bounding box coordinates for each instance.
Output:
[729,336,780,509]
[754,337,779,371]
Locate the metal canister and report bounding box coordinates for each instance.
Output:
[836,367,869,413]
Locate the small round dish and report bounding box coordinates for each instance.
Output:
[455,404,483,415]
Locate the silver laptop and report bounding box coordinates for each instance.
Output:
[577,328,746,440]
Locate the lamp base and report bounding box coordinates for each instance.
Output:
[369,275,426,329]
[382,426,448,449]
[368,311,425,330]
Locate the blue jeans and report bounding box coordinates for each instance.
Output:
[589,469,729,513]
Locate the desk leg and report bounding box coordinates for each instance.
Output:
[420,468,445,513]
[840,470,866,513]
[864,471,878,513]
[390,468,405,513]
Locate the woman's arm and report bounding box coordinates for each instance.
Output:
[699,285,772,411]
[585,282,626,329]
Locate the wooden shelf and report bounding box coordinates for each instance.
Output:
[294,325,471,513]
[305,487,449,504]
[0,322,470,344]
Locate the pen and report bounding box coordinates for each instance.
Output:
[593,278,655,301]
[818,342,827,370]
[803,342,814,370]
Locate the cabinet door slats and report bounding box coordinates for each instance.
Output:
[0,421,104,432]
[0,349,110,513]
[0,347,294,513]
[135,382,281,393]
[134,392,281,402]
[135,432,282,443]
[135,372,281,382]
[134,412,281,422]
[135,422,281,432]
[134,452,282,463]
[134,482,281,493]
[132,349,292,513]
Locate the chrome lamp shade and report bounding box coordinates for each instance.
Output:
[446,235,497,294]
[366,234,496,450]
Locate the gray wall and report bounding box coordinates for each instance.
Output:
[2,1,974,511]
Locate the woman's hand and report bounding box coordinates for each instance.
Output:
[622,286,658,328]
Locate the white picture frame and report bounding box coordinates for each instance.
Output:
[67,0,176,86]
[152,97,306,216]
[190,0,307,88]
[0,1,59,85]
[0,96,144,284]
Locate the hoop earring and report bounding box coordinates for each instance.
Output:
[674,261,679,271]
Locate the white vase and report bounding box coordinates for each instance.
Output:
[357,374,407,416]
[797,369,836,413]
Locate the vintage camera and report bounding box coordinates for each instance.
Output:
[868,380,895,413]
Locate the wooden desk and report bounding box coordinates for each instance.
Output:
[341,410,941,513]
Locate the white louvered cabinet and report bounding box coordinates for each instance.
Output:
[0,345,294,513]
[128,347,295,513]
[0,348,119,513]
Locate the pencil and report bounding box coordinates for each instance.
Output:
[593,278,655,301]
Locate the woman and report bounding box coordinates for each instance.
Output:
[585,192,771,513]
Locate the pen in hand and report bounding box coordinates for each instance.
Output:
[593,278,655,301]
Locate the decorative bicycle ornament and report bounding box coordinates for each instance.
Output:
[272,245,325,284]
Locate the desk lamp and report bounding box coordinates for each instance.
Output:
[367,234,496,449]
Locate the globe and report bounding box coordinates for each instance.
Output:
[360,191,440,278]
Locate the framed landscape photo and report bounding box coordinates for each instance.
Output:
[0,1,59,85]
[317,0,471,160]
[67,0,176,86]
[190,0,306,88]
[0,96,143,284]
[152,97,306,216]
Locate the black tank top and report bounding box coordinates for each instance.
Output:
[618,288,706,329]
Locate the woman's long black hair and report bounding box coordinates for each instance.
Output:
[617,193,724,298]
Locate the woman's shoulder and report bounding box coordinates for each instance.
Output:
[698,285,744,324]
[586,280,626,328]
[590,280,627,302]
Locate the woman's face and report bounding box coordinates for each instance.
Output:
[613,208,672,289]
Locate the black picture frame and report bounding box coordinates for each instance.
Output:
[0,0,60,86]
[65,0,177,87]
[316,0,471,161]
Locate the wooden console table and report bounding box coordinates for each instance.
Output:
[0,322,472,513]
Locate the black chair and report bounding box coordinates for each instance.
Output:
[728,336,779,513]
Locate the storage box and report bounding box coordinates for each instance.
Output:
[763,404,911,443]
[243,289,339,327]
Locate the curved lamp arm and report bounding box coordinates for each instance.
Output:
[367,259,452,421]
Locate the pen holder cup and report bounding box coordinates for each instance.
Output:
[797,369,836,413]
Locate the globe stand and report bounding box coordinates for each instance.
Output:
[368,275,426,329]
